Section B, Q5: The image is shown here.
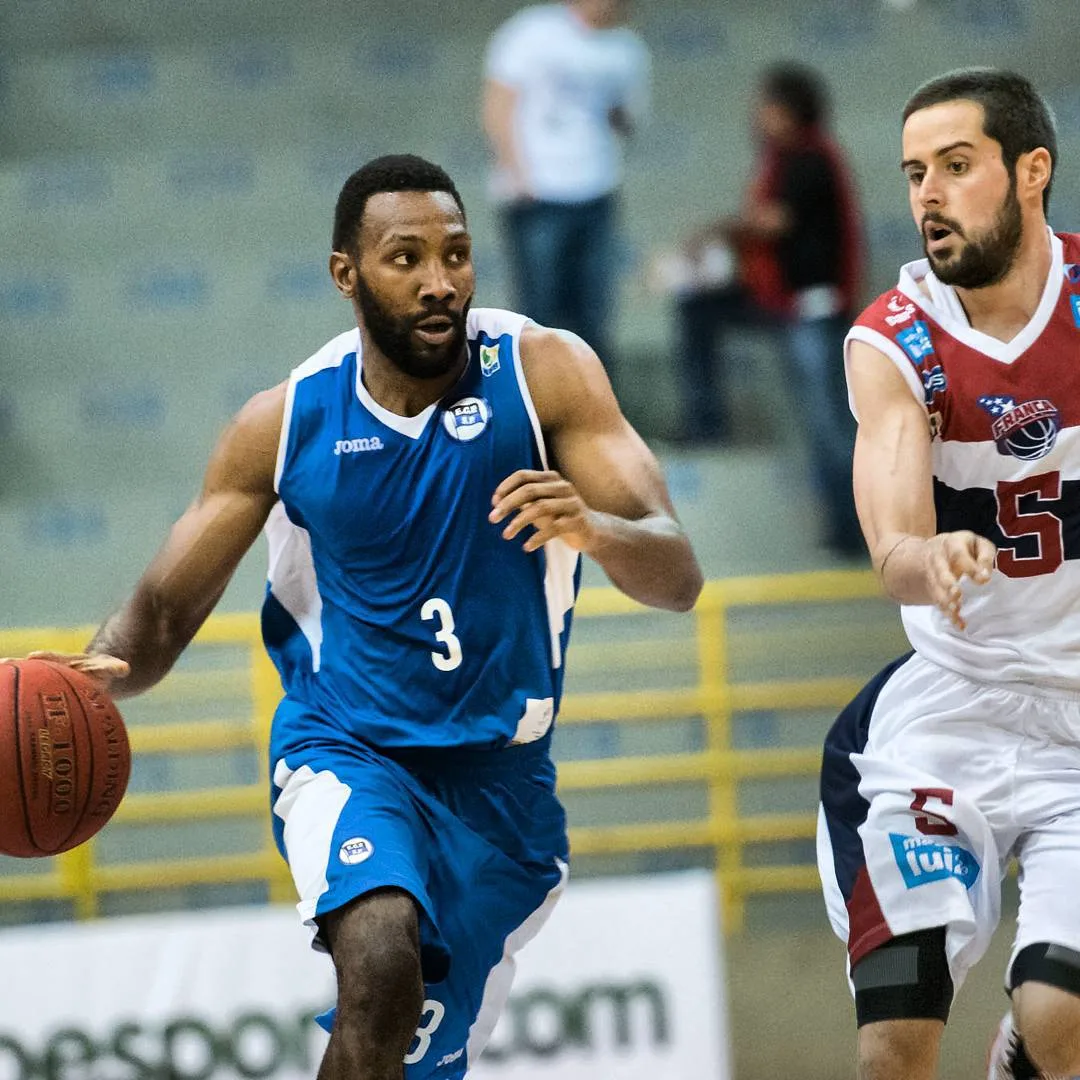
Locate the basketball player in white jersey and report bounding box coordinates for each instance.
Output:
[816,69,1080,1079]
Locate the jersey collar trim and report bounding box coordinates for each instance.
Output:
[896,227,1062,366]
[353,330,438,440]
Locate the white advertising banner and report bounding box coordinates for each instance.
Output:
[0,870,729,1080]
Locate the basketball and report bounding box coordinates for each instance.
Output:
[0,659,131,857]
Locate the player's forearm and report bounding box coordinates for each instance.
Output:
[872,532,937,605]
[86,587,207,698]
[853,398,938,607]
[584,512,703,611]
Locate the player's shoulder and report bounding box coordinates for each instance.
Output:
[1057,230,1080,265]
[517,320,608,429]
[289,327,358,386]
[208,381,287,494]
[518,319,594,368]
[468,307,530,344]
[853,262,931,334]
[230,380,288,443]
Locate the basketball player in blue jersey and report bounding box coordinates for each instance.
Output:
[23,154,703,1079]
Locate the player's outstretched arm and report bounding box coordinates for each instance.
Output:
[850,340,994,629]
[494,324,703,612]
[46,384,287,698]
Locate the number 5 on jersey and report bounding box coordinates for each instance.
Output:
[421,598,463,671]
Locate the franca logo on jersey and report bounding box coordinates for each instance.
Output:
[890,834,980,890]
[977,394,1061,461]
[339,836,374,865]
[442,396,491,442]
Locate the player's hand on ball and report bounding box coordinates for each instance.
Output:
[925,531,995,631]
[0,651,131,689]
[490,469,598,553]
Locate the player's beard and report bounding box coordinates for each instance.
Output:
[355,274,471,380]
[923,180,1023,289]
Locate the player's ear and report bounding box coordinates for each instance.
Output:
[1017,147,1052,206]
[329,250,359,299]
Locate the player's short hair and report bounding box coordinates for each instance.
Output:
[332,154,466,253]
[903,68,1057,211]
[760,62,830,128]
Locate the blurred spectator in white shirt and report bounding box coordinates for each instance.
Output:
[483,0,651,371]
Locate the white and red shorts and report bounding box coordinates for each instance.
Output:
[817,651,1080,990]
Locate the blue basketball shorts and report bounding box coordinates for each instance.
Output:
[269,716,569,1079]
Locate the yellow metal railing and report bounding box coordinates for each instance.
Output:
[0,569,902,931]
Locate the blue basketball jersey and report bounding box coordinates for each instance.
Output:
[263,308,581,756]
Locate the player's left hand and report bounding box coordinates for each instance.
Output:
[5,651,131,689]
[490,469,600,553]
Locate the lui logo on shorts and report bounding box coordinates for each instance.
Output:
[890,834,980,890]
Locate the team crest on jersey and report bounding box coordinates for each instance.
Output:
[443,396,492,442]
[339,837,374,865]
[977,394,1061,461]
[479,343,502,376]
[1065,263,1080,285]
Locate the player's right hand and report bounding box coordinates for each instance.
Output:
[923,530,996,631]
[0,651,131,689]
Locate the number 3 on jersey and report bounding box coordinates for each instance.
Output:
[421,597,463,671]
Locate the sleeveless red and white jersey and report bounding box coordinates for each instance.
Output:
[847,229,1080,691]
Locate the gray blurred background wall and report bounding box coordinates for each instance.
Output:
[4,0,1080,627]
[0,2,1072,1075]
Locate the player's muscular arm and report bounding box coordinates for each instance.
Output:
[492,325,703,612]
[73,385,286,697]
[850,341,994,629]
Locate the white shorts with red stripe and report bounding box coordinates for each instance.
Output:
[817,651,1080,991]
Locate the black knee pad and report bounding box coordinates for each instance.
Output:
[852,927,954,1027]
[1010,942,1080,998]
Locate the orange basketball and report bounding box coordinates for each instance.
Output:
[0,658,131,857]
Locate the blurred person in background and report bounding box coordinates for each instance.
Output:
[663,61,865,558]
[16,154,701,1080]
[816,68,1080,1080]
[482,0,651,379]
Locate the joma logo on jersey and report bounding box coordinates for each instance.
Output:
[334,436,384,455]
[890,834,980,890]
